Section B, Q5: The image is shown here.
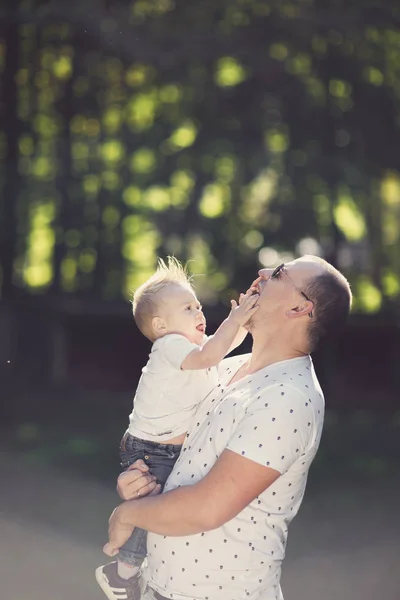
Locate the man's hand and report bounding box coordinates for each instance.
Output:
[103,505,135,557]
[104,461,162,556]
[228,290,259,327]
[117,459,161,500]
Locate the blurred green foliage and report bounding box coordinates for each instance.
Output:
[4,406,399,484]
[1,0,400,311]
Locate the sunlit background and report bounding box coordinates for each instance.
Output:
[0,1,399,599]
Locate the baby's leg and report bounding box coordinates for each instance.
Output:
[117,439,182,571]
[116,433,148,576]
[95,437,182,599]
[95,433,151,599]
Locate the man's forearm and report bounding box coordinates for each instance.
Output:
[118,484,212,537]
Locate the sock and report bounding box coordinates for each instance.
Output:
[117,561,140,580]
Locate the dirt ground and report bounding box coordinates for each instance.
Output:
[0,454,398,600]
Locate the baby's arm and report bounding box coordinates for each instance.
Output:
[227,277,261,354]
[227,326,248,354]
[181,291,259,371]
[227,287,259,353]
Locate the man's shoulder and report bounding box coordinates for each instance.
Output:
[248,357,324,406]
[219,353,250,372]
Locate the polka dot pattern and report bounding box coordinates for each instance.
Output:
[146,354,324,600]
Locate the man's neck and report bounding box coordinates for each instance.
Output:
[246,330,309,375]
[227,340,308,388]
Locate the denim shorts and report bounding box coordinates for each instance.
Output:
[119,431,182,487]
[117,431,182,567]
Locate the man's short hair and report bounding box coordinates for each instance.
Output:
[303,258,352,352]
[132,256,193,341]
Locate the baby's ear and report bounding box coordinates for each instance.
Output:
[152,316,166,336]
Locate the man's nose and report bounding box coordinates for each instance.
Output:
[258,268,272,279]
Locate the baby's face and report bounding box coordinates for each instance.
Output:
[157,284,206,345]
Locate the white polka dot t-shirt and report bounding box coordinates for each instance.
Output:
[144,354,325,600]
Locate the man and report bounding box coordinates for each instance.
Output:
[98,256,352,600]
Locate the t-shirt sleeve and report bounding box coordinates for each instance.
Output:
[226,384,315,475]
[158,334,200,370]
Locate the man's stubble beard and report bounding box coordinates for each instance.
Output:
[246,304,281,335]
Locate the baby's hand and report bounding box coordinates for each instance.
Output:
[245,277,261,296]
[229,290,259,326]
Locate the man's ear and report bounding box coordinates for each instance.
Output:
[152,316,167,335]
[286,301,313,318]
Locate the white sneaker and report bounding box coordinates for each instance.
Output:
[95,561,141,600]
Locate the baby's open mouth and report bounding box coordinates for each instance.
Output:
[196,324,205,332]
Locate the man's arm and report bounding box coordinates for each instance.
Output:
[104,449,280,555]
[181,292,258,370]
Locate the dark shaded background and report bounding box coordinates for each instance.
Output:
[0,1,399,599]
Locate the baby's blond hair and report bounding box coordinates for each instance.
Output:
[132,257,194,341]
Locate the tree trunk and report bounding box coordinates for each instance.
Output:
[1,1,20,302]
